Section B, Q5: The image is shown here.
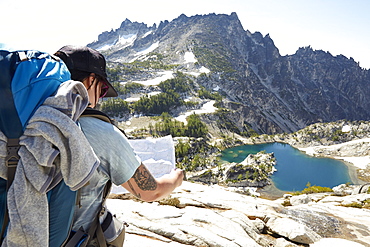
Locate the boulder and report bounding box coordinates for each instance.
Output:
[318,195,345,205]
[290,194,311,206]
[265,216,322,244]
[332,184,355,196]
[252,218,265,233]
[274,237,300,247]
[341,193,370,206]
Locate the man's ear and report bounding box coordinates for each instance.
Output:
[82,73,96,89]
[88,73,96,84]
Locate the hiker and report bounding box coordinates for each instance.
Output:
[0,50,100,247]
[54,45,184,244]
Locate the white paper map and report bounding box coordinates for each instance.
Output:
[110,135,176,194]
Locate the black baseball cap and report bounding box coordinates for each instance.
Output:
[55,45,118,97]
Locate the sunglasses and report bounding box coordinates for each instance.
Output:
[99,80,109,98]
[90,74,109,98]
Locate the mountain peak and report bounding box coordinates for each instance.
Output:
[88,12,370,134]
[120,18,132,28]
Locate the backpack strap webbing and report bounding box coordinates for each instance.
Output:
[0,51,24,242]
[80,108,128,137]
[90,180,112,247]
[64,228,89,247]
[0,139,20,241]
[5,138,20,190]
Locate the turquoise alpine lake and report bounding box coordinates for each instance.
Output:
[221,142,352,192]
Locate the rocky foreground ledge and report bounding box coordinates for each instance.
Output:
[107,181,370,247]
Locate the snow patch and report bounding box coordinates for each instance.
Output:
[124,91,162,102]
[184,51,197,63]
[139,41,159,54]
[124,96,141,102]
[342,125,351,133]
[299,138,370,169]
[175,100,217,124]
[130,41,159,62]
[199,66,210,74]
[148,91,161,97]
[335,156,370,170]
[142,30,152,38]
[117,34,137,47]
[185,72,200,77]
[98,43,115,51]
[184,66,211,77]
[133,71,174,86]
[98,34,137,51]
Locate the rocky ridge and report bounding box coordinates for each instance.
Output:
[90,13,370,135]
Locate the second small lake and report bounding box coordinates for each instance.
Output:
[221,142,352,192]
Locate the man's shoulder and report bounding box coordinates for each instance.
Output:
[78,115,115,135]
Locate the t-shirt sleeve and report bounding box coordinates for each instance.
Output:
[78,117,141,186]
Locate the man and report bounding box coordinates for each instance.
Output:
[54,46,184,234]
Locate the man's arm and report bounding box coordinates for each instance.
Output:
[121,163,184,202]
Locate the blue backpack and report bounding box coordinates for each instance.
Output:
[0,50,88,246]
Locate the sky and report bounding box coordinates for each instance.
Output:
[1,0,370,69]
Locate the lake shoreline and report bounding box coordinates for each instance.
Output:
[335,160,366,185]
[296,147,368,185]
[226,142,369,199]
[257,181,286,200]
[257,159,367,200]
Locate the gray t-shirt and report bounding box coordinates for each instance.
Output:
[72,116,141,231]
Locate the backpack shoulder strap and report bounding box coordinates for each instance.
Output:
[78,109,118,246]
[81,108,113,124]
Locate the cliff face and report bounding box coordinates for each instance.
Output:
[89,13,370,134]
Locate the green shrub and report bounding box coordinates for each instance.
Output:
[152,113,207,138]
[121,82,144,94]
[153,112,186,137]
[175,140,191,159]
[198,87,222,101]
[133,92,183,114]
[290,184,333,195]
[158,71,193,94]
[159,196,180,207]
[342,202,363,208]
[185,114,208,138]
[100,98,130,117]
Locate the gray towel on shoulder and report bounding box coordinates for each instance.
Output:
[0,80,99,247]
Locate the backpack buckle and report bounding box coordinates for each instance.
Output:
[6,138,20,167]
[18,51,28,62]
